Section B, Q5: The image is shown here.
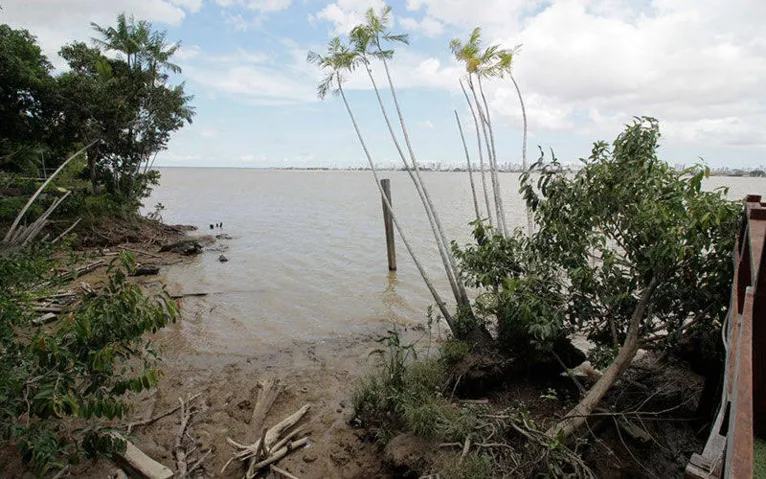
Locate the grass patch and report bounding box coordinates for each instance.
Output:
[756,438,766,479]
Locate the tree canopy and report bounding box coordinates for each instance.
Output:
[0,15,194,204]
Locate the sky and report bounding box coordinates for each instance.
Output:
[2,0,766,169]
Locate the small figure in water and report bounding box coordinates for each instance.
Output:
[209,224,214,230]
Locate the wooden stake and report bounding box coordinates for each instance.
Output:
[380,178,397,271]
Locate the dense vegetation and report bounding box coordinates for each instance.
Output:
[1,14,193,226]
[315,5,741,475]
[0,250,177,475]
[1,14,191,475]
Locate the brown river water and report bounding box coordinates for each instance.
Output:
[146,168,766,357]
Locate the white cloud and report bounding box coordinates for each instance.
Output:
[171,0,204,13]
[419,120,435,129]
[200,128,221,137]
[222,11,253,31]
[215,0,292,12]
[186,54,319,105]
[312,0,386,35]
[175,45,201,61]
[399,15,443,37]
[1,0,196,64]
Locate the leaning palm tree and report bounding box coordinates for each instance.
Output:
[493,49,532,235]
[307,38,455,328]
[454,110,482,222]
[348,17,468,310]
[356,6,470,309]
[450,29,506,234]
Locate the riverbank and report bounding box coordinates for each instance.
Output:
[0,222,397,478]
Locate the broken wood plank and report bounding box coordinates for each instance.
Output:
[32,313,57,325]
[247,437,309,476]
[270,464,300,479]
[112,435,174,479]
[120,246,163,259]
[58,260,105,281]
[249,378,283,428]
[32,305,64,313]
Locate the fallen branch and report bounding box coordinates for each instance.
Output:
[249,378,283,428]
[51,218,82,245]
[172,394,210,479]
[51,465,71,479]
[223,404,311,476]
[111,434,174,479]
[126,393,200,434]
[247,437,309,475]
[32,312,57,325]
[120,246,163,259]
[58,260,105,281]
[270,464,300,479]
[169,292,208,299]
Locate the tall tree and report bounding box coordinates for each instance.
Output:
[352,7,471,309]
[0,25,56,173]
[308,38,455,327]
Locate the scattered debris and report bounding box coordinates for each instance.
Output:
[57,260,105,281]
[223,404,311,479]
[32,312,57,325]
[120,246,163,259]
[125,393,201,435]
[159,240,204,256]
[173,394,213,478]
[270,464,300,479]
[169,292,208,299]
[218,254,229,262]
[131,265,161,277]
[112,434,174,479]
[248,378,283,427]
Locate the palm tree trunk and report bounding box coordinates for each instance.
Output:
[454,110,481,222]
[468,76,505,235]
[378,55,470,308]
[362,62,463,304]
[477,76,509,237]
[460,80,493,228]
[337,80,455,328]
[3,140,98,243]
[510,74,533,236]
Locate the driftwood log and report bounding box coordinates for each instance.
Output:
[173,394,212,478]
[223,402,311,479]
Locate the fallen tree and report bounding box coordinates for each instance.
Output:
[517,117,740,439]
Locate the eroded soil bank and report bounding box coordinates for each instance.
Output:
[0,227,711,478]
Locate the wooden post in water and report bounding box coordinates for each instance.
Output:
[380,179,397,271]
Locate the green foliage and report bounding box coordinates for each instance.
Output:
[439,452,493,479]
[439,338,470,365]
[1,17,193,208]
[453,222,567,356]
[521,117,739,360]
[0,249,176,475]
[755,438,766,479]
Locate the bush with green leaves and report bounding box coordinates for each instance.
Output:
[452,221,568,356]
[451,117,739,439]
[0,249,177,475]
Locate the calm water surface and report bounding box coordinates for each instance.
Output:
[147,169,766,355]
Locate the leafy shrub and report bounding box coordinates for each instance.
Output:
[453,223,567,357]
[439,338,470,365]
[0,249,177,475]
